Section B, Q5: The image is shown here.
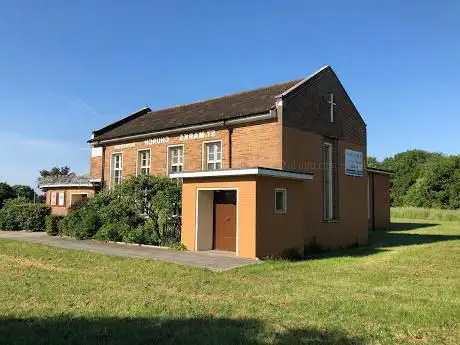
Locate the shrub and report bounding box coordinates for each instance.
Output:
[0,198,51,231]
[95,223,131,242]
[122,226,145,244]
[45,215,63,236]
[57,175,182,246]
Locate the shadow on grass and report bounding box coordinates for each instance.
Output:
[0,316,364,345]
[388,222,439,231]
[303,223,460,260]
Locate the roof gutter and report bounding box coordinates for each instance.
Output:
[90,110,277,145]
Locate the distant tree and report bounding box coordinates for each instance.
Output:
[11,185,36,201]
[380,150,441,206]
[36,194,46,203]
[39,166,72,178]
[0,182,15,208]
[367,156,381,169]
[404,155,460,209]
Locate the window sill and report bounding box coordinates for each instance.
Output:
[323,219,339,223]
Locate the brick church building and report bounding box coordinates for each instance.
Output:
[42,65,391,258]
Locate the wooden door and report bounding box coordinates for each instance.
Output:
[213,191,237,252]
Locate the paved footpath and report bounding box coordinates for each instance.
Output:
[0,231,261,272]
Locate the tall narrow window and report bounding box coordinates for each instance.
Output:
[323,142,334,220]
[204,141,222,170]
[137,150,151,176]
[168,145,184,173]
[275,188,287,213]
[50,192,57,206]
[58,192,65,206]
[111,153,123,187]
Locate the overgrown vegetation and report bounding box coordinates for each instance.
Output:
[0,219,459,344]
[0,198,51,231]
[392,207,460,222]
[45,215,64,236]
[369,149,460,209]
[58,175,182,246]
[0,182,40,207]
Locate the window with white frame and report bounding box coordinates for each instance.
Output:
[275,188,287,213]
[137,150,151,176]
[50,192,57,206]
[111,153,123,187]
[204,141,222,170]
[168,145,184,173]
[58,192,65,206]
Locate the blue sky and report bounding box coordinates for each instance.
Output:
[0,1,459,187]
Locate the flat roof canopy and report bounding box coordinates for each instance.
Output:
[169,167,313,180]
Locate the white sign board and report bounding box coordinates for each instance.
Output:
[345,149,363,177]
[91,147,103,157]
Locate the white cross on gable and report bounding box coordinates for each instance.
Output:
[327,93,336,123]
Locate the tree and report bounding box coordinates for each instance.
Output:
[367,156,381,169]
[39,166,72,178]
[0,182,15,208]
[380,150,440,206]
[11,185,36,201]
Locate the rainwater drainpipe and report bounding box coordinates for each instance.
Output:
[101,146,106,190]
[227,127,233,168]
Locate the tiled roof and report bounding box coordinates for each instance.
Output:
[91,65,331,142]
[92,79,302,141]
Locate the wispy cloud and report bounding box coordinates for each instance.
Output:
[71,96,101,117]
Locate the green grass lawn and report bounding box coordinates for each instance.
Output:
[0,219,459,345]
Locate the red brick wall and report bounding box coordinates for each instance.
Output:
[280,67,369,251]
[368,172,391,230]
[45,188,96,215]
[92,121,283,188]
[282,66,366,146]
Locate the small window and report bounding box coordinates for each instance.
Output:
[111,153,123,187]
[138,150,151,176]
[204,141,222,170]
[71,193,88,206]
[168,145,184,173]
[275,188,287,213]
[58,192,65,206]
[50,192,57,206]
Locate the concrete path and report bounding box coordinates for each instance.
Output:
[0,231,261,272]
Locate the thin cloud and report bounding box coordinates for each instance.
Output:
[72,96,101,117]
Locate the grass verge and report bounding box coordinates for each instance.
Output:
[0,218,459,344]
[392,207,460,221]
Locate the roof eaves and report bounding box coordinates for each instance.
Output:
[92,106,151,137]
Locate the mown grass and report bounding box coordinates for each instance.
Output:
[0,219,459,345]
[392,207,460,221]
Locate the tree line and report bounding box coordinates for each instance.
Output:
[369,150,460,209]
[0,183,41,208]
[0,166,73,208]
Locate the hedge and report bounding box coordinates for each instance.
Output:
[56,175,182,246]
[45,215,64,236]
[0,198,51,231]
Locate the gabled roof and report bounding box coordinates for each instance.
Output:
[91,66,331,142]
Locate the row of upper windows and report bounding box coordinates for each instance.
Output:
[110,141,222,186]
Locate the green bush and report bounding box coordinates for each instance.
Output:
[45,215,63,236]
[58,175,182,246]
[122,226,145,244]
[95,223,130,242]
[0,198,51,231]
